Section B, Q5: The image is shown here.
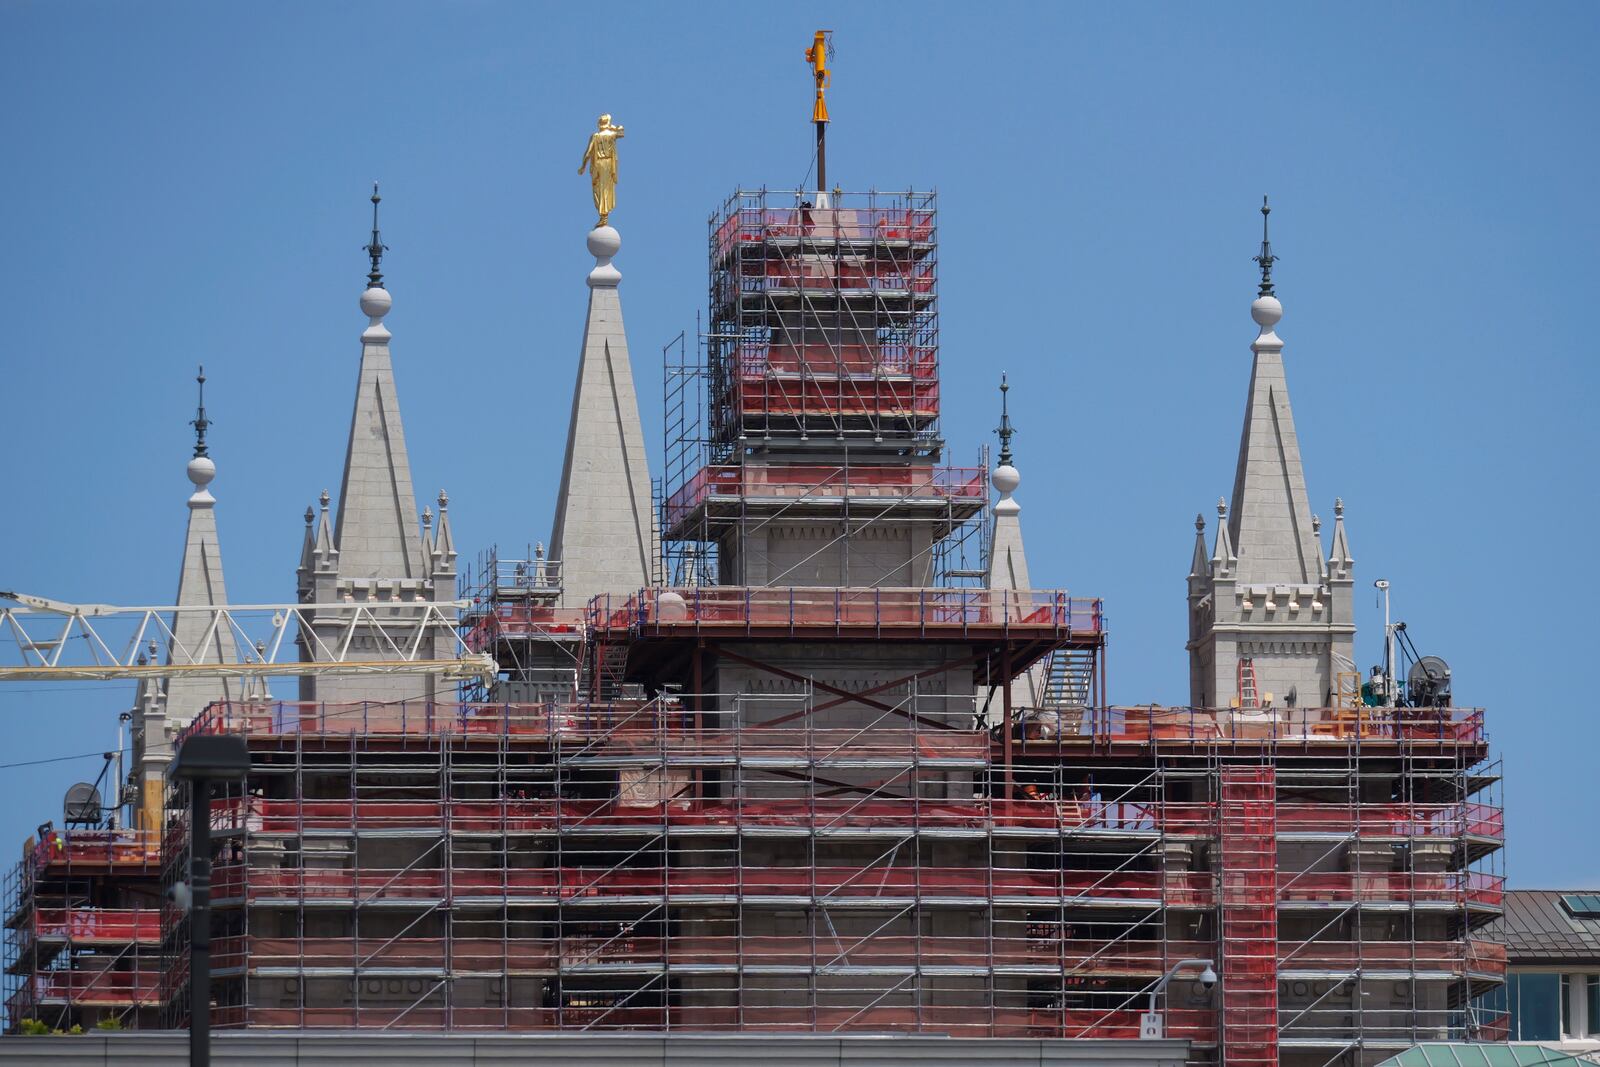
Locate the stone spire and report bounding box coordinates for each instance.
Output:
[333,185,424,581]
[297,191,451,706]
[1186,203,1355,710]
[157,368,240,741]
[985,374,1042,707]
[548,224,654,608]
[133,369,239,828]
[987,374,1030,590]
[1226,198,1321,588]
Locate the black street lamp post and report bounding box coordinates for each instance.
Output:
[171,734,249,1067]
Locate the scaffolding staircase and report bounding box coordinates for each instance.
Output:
[1219,765,1277,1066]
[587,638,631,702]
[1041,646,1096,708]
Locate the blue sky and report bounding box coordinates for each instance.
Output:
[1,2,1595,886]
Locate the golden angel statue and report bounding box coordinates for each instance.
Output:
[579,114,625,226]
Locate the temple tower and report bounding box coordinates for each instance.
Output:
[132,369,238,829]
[547,224,656,610]
[296,187,456,704]
[1187,201,1356,710]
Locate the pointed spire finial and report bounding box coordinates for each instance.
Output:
[437,489,449,511]
[365,182,388,290]
[1196,512,1206,532]
[320,488,330,509]
[1334,496,1345,517]
[1313,513,1322,535]
[304,506,314,526]
[422,505,432,529]
[1253,195,1277,298]
[1217,496,1228,520]
[190,365,211,458]
[995,373,1015,467]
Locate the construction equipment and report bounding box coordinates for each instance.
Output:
[0,590,495,685]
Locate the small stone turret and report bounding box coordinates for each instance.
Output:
[1187,202,1356,710]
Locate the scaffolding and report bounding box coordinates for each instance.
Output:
[128,692,1503,1060]
[3,827,164,1030]
[705,188,939,452]
[663,189,986,591]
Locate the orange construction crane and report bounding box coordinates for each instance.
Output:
[805,30,833,195]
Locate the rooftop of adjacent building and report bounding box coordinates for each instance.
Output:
[1487,891,1600,964]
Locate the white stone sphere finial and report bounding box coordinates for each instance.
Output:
[587,225,622,288]
[360,285,392,344]
[186,454,216,505]
[360,286,392,322]
[187,455,216,488]
[1250,293,1283,329]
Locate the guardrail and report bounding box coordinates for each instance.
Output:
[589,587,1102,638]
[663,465,984,526]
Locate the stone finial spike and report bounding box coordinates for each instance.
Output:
[1189,512,1210,582]
[190,365,211,458]
[995,373,1016,467]
[433,489,456,568]
[420,506,436,578]
[1328,497,1354,575]
[1313,514,1322,535]
[298,505,317,573]
[365,182,388,290]
[1253,196,1277,298]
[1211,497,1236,575]
[313,488,336,563]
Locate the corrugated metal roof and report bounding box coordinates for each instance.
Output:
[1377,1045,1590,1066]
[1482,890,1600,963]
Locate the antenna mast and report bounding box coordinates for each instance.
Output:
[805,30,833,198]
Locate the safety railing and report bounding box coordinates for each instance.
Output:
[590,587,1102,638]
[1276,871,1504,908]
[22,967,162,1004]
[713,204,937,259]
[224,1002,1215,1038]
[209,795,1225,836]
[461,603,587,650]
[26,828,162,874]
[732,342,938,378]
[25,908,161,944]
[1276,801,1503,840]
[215,934,1232,975]
[723,375,940,421]
[663,465,985,526]
[1058,705,1488,746]
[1278,1005,1506,1044]
[1277,938,1507,976]
[212,863,1216,907]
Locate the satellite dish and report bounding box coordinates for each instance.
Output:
[1407,655,1452,708]
[63,782,103,826]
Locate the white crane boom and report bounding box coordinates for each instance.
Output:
[0,591,497,685]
